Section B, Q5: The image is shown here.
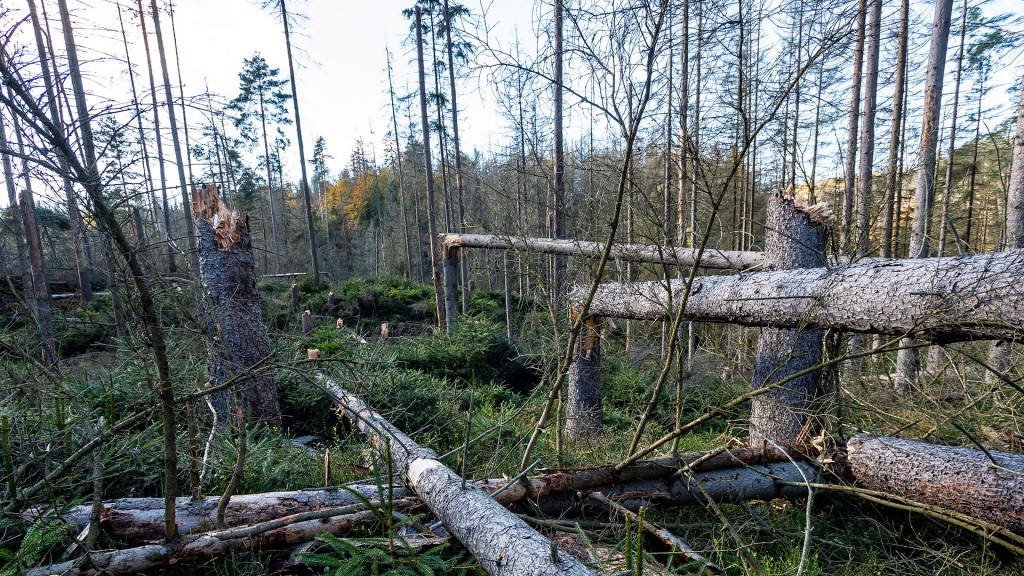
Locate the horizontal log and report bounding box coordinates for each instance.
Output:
[575,248,1024,343]
[847,434,1024,534]
[34,484,411,545]
[27,507,384,576]
[442,233,765,270]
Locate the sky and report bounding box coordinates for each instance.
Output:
[3,0,1023,209]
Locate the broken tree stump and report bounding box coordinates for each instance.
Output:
[565,315,603,440]
[193,184,280,426]
[749,192,830,446]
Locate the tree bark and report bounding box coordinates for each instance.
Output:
[842,0,867,252]
[19,189,56,364]
[856,0,881,257]
[0,93,31,302]
[551,0,566,306]
[442,233,765,270]
[986,82,1024,385]
[320,375,595,576]
[749,193,828,447]
[193,184,280,426]
[880,0,910,258]
[415,7,447,330]
[575,248,1024,344]
[847,434,1024,534]
[277,0,320,284]
[896,0,954,393]
[565,315,602,440]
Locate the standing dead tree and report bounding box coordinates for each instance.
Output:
[749,192,830,446]
[193,184,280,426]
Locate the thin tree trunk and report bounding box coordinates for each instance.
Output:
[749,193,828,447]
[986,81,1024,385]
[27,0,92,304]
[415,7,446,329]
[881,0,909,258]
[937,0,968,257]
[150,0,198,270]
[856,0,880,257]
[278,0,320,284]
[136,0,176,273]
[19,189,56,364]
[551,0,566,309]
[896,0,954,394]
[843,0,867,253]
[443,0,470,315]
[258,91,281,273]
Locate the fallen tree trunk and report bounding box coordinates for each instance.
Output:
[39,484,411,545]
[576,248,1024,343]
[319,375,596,576]
[44,446,801,544]
[27,506,388,576]
[846,433,1024,534]
[442,233,765,270]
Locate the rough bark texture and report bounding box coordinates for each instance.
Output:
[27,509,379,576]
[416,7,446,329]
[749,193,828,447]
[320,375,595,576]
[847,434,1024,533]
[194,184,280,426]
[443,233,765,270]
[46,485,409,545]
[576,248,1024,343]
[565,315,602,440]
[896,0,954,392]
[856,0,881,257]
[842,0,867,250]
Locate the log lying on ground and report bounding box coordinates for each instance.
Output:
[27,506,388,576]
[43,446,801,544]
[442,233,765,270]
[319,375,596,576]
[576,248,1024,343]
[37,484,411,545]
[847,434,1024,533]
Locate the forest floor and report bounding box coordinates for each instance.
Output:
[3,274,1023,575]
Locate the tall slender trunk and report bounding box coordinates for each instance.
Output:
[551,0,566,309]
[416,7,446,328]
[789,1,804,190]
[443,0,470,314]
[278,0,320,284]
[27,0,92,304]
[118,3,159,235]
[136,0,175,272]
[881,0,909,258]
[843,0,867,253]
[937,0,968,257]
[965,78,984,247]
[168,1,194,186]
[150,0,198,270]
[855,0,880,257]
[258,90,281,272]
[387,49,413,279]
[19,189,56,364]
[51,0,179,539]
[0,93,31,292]
[895,0,954,394]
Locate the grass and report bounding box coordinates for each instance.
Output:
[3,276,1024,574]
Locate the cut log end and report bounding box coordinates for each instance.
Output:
[192,183,248,250]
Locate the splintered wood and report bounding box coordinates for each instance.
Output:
[192,183,246,250]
